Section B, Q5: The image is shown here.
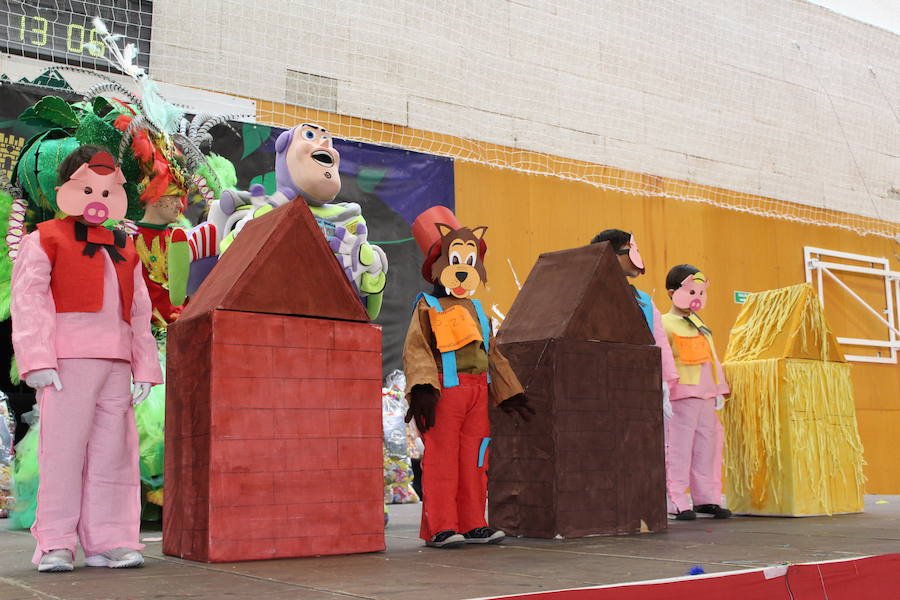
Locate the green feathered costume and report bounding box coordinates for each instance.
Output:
[3,93,237,526]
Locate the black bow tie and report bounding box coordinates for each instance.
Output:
[74,221,127,263]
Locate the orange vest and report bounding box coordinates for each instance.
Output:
[37,217,138,323]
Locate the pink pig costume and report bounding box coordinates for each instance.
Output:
[661,271,730,515]
[11,154,162,564]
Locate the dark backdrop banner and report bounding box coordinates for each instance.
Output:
[0,77,455,378]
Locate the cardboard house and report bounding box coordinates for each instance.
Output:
[489,242,667,538]
[722,283,865,516]
[163,200,385,562]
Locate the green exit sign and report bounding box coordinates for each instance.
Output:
[734,291,750,304]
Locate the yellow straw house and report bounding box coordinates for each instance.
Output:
[722,283,865,516]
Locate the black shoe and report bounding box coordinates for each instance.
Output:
[694,504,732,519]
[426,530,466,548]
[462,527,506,544]
[670,510,697,521]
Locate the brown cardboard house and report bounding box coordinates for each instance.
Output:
[163,200,384,562]
[489,242,667,538]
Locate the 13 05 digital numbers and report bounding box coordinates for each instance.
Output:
[17,14,105,58]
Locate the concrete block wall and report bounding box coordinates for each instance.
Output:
[149,0,899,223]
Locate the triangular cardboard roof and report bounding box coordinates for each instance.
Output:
[724,283,844,362]
[178,200,369,322]
[497,242,654,345]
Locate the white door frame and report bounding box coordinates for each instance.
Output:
[804,246,900,364]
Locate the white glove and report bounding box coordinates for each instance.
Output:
[132,382,152,406]
[714,394,726,411]
[25,368,62,391]
[662,382,673,420]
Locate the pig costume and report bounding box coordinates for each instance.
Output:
[11,148,162,569]
[661,266,731,520]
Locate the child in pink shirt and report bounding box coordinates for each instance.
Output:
[11,146,162,572]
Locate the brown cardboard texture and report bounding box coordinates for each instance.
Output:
[497,242,653,345]
[489,339,666,538]
[164,311,385,562]
[179,200,369,322]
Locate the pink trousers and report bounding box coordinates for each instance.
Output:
[665,397,724,513]
[31,358,144,563]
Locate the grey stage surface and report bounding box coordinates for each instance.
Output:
[1,496,898,600]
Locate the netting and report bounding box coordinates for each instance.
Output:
[1,0,898,237]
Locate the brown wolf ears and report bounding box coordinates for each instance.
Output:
[435,222,455,238]
[434,223,488,241]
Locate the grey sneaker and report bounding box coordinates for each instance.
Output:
[85,547,144,568]
[37,549,74,573]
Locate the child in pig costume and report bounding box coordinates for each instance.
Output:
[661,264,731,521]
[11,146,162,572]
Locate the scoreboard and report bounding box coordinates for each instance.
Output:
[1,1,152,73]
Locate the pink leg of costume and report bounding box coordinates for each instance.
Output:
[689,401,724,506]
[665,397,723,513]
[419,374,490,540]
[31,359,144,563]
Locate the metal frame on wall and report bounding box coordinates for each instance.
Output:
[804,246,900,364]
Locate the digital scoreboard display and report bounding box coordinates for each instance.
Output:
[1,1,152,73]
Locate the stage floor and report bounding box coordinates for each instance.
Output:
[1,495,898,600]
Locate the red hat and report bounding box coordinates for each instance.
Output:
[411,206,487,284]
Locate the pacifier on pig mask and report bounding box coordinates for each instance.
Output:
[56,151,127,225]
[672,272,708,313]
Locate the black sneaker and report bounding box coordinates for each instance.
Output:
[426,530,466,548]
[462,527,506,544]
[694,504,732,519]
[670,510,697,521]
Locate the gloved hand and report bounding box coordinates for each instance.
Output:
[404,385,440,433]
[499,393,535,422]
[330,224,388,292]
[132,382,153,406]
[25,368,62,392]
[714,394,726,411]
[662,382,673,419]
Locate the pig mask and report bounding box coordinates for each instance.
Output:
[56,151,127,225]
[627,235,645,273]
[672,272,708,313]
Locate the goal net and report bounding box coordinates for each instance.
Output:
[2,0,898,237]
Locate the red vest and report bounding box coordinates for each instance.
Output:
[37,217,138,323]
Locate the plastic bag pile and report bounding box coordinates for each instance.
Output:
[0,393,14,518]
[382,370,420,504]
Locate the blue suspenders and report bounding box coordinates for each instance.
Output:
[415,293,491,389]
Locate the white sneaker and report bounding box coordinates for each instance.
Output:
[37,549,74,573]
[85,547,144,568]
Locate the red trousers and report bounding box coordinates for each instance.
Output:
[420,373,490,540]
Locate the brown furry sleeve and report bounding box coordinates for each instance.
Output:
[402,298,441,398]
[487,330,524,406]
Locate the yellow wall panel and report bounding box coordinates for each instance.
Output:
[856,410,900,493]
[455,161,900,492]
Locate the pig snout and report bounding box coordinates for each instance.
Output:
[83,201,110,224]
